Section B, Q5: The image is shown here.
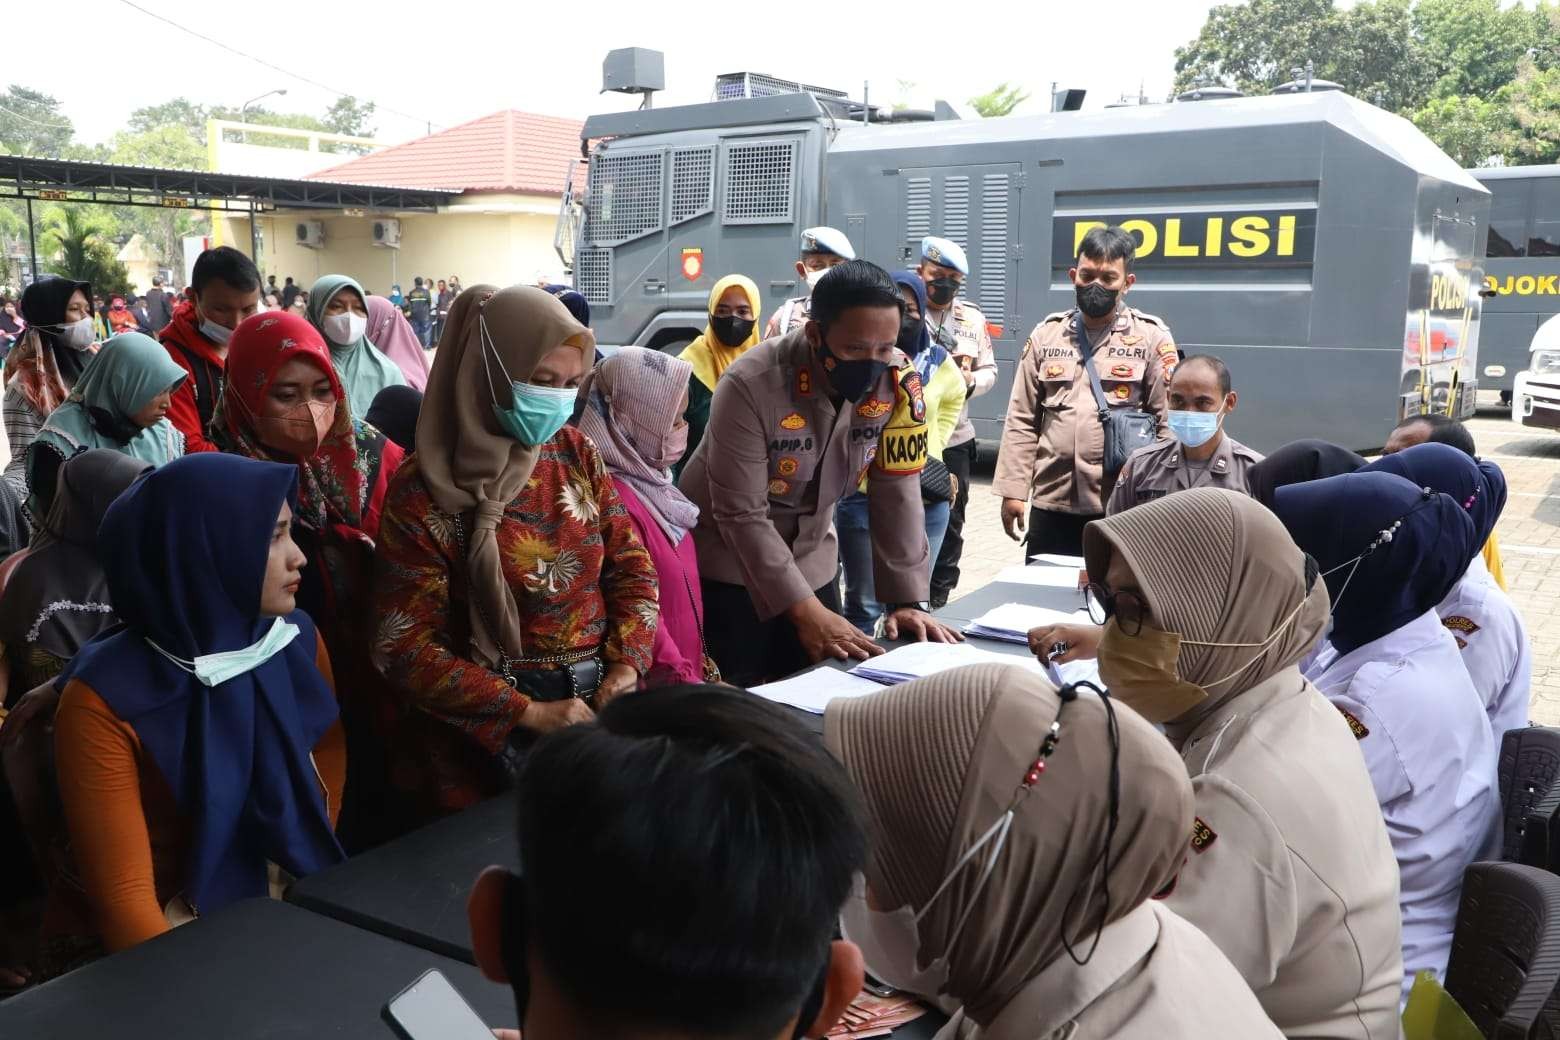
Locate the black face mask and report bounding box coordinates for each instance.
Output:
[817,340,887,402]
[897,314,925,356]
[710,314,755,348]
[1075,282,1119,319]
[925,277,959,308]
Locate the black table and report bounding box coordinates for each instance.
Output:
[939,577,1086,626]
[0,899,517,1039]
[288,794,515,964]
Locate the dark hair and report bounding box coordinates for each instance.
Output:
[413,276,423,287]
[1078,225,1137,273]
[809,259,904,331]
[190,246,261,295]
[513,686,867,1038]
[1394,413,1476,458]
[1176,353,1231,395]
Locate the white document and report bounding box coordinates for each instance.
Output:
[1028,553,1087,569]
[965,603,1082,644]
[750,668,886,715]
[851,641,1047,685]
[995,564,1084,589]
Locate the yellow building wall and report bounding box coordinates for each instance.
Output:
[217,197,562,297]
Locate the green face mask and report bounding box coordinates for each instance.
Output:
[1096,618,1208,725]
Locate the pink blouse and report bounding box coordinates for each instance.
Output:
[614,478,708,687]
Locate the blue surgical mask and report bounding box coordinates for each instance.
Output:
[1168,408,1223,448]
[146,617,300,687]
[481,314,576,446]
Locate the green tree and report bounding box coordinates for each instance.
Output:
[1411,93,1511,165]
[1414,0,1539,100]
[129,98,210,147]
[1331,0,1434,111]
[0,85,74,156]
[42,206,131,297]
[1172,0,1341,96]
[323,96,376,138]
[1505,61,1560,165]
[108,126,210,284]
[969,83,1032,118]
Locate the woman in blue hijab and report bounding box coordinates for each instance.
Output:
[1272,469,1497,1000]
[47,453,346,965]
[1362,443,1530,743]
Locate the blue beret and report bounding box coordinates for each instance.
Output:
[799,226,855,261]
[921,236,969,276]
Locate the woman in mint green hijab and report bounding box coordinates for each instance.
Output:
[306,275,406,419]
[28,331,186,517]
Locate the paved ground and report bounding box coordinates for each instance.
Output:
[957,405,1560,725]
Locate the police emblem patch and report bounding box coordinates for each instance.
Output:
[855,398,892,419]
[900,368,926,423]
[768,478,790,496]
[1110,363,1134,378]
[780,412,807,431]
[1112,385,1131,400]
[1044,363,1066,379]
[777,457,799,477]
[1121,335,1140,346]
[1191,817,1217,854]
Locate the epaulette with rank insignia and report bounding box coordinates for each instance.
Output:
[1041,310,1071,324]
[1132,309,1168,328]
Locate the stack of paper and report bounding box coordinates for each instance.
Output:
[1030,553,1087,568]
[850,641,1047,685]
[964,602,1082,644]
[749,668,885,715]
[826,993,928,1037]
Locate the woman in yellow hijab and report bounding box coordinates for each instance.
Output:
[674,275,761,479]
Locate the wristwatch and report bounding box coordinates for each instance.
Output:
[886,601,931,614]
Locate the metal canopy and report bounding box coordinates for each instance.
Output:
[0,154,460,214]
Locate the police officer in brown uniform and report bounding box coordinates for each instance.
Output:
[680,260,961,686]
[993,225,1175,557]
[1106,354,1263,515]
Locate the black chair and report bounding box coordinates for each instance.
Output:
[1499,728,1560,867]
[1445,862,1560,1038]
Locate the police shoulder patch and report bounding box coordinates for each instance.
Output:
[1443,616,1481,636]
[1337,707,1369,740]
[899,366,927,423]
[1190,817,1217,854]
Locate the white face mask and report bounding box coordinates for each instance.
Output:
[805,267,829,291]
[838,809,1017,1004]
[57,316,96,350]
[145,617,300,687]
[323,311,366,347]
[200,318,233,346]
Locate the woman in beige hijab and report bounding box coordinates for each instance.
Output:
[825,662,1282,1040]
[372,285,659,823]
[1059,488,1402,1037]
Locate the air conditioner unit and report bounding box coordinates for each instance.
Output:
[372,218,402,248]
[296,221,325,249]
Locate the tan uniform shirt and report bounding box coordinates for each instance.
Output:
[936,902,1284,1040]
[926,298,996,447]
[992,307,1175,515]
[1161,668,1404,1040]
[678,329,931,621]
[763,295,812,339]
[1105,434,1263,515]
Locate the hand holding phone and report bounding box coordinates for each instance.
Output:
[383,969,502,1040]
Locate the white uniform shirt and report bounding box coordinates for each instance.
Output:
[1305,609,1499,1000]
[1438,554,1532,743]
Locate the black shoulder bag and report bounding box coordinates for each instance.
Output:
[1076,313,1157,480]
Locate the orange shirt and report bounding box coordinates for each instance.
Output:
[53,632,344,952]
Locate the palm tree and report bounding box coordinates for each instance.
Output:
[41,206,132,295]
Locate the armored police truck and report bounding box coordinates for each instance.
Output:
[560,79,1488,452]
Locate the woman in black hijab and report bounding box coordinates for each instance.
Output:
[4,278,96,502]
[1247,438,1366,509]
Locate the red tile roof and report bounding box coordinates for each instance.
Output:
[307,110,583,196]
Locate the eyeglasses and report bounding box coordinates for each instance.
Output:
[1084,583,1147,636]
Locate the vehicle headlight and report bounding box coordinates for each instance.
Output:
[1534,350,1560,375]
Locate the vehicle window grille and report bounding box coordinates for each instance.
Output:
[670,147,715,225]
[723,139,797,225]
[943,176,971,300]
[575,248,612,305]
[585,151,664,245]
[979,174,1010,325]
[905,177,931,253]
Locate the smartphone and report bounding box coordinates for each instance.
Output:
[382,968,498,1040]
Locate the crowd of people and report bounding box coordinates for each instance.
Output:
[0,221,1534,1040]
